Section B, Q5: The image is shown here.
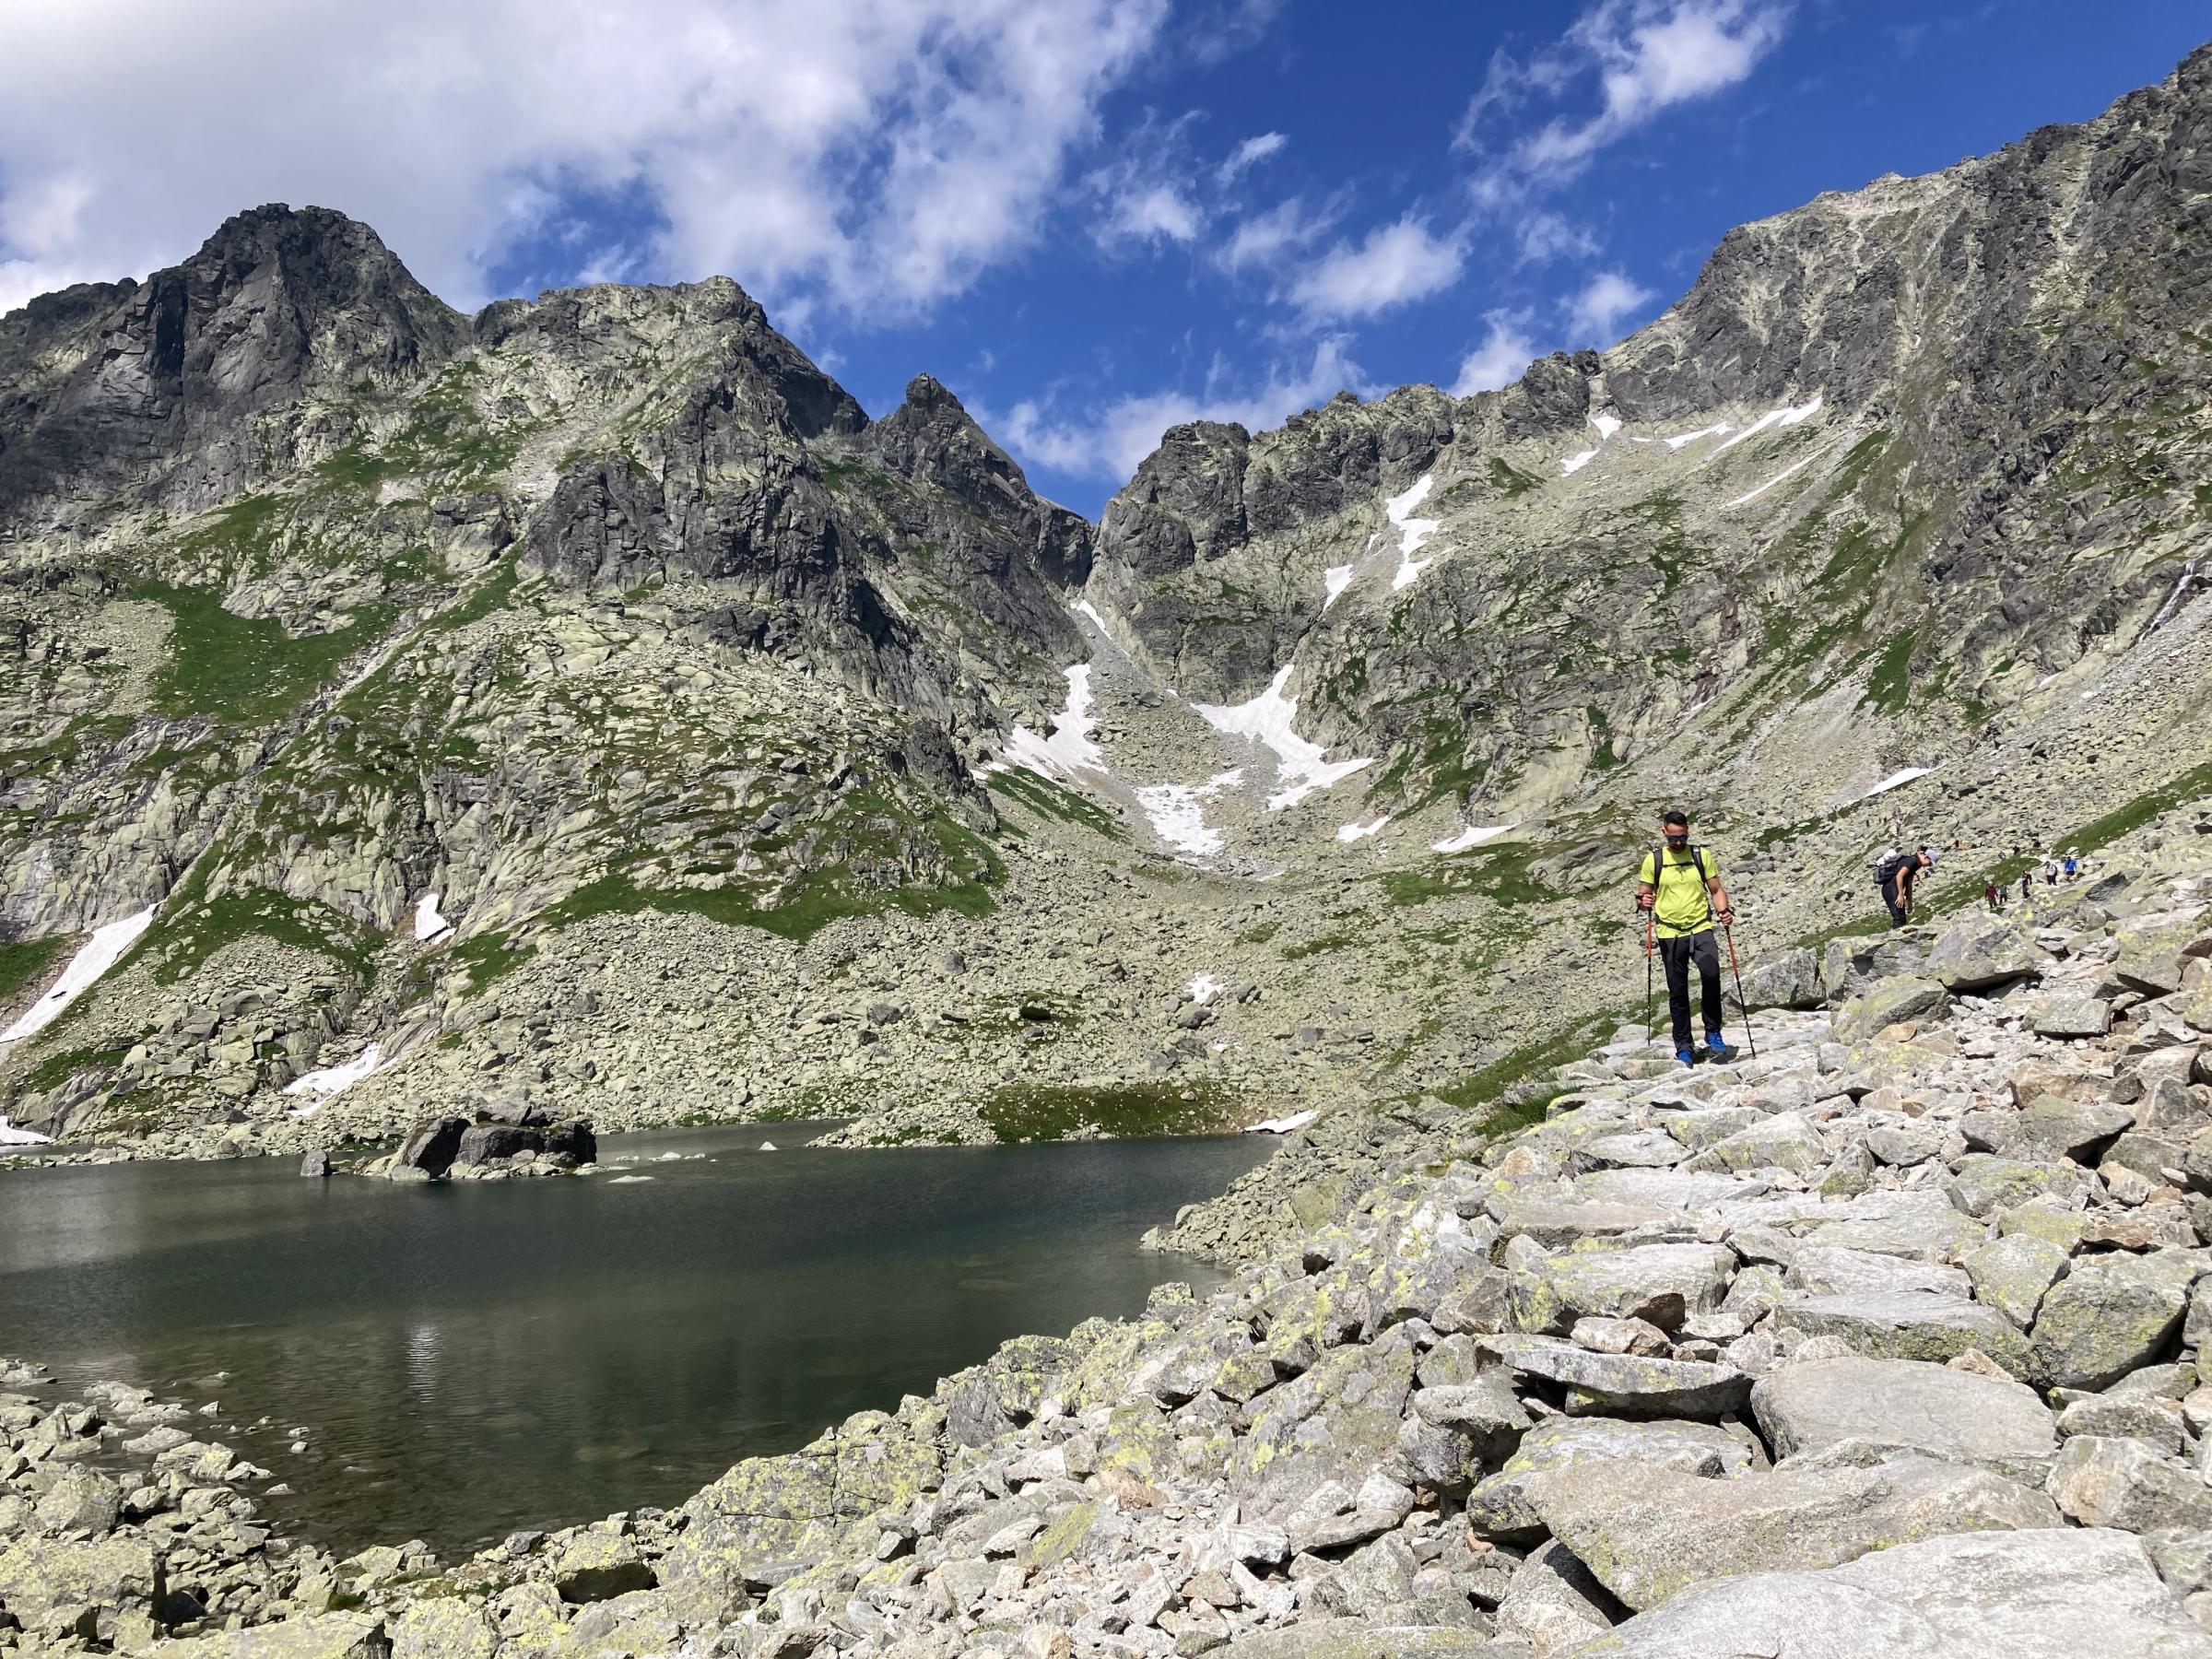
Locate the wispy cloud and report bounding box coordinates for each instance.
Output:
[982,335,1368,480]
[1215,194,1340,274]
[1458,1,1790,182]
[1215,131,1288,185]
[1451,309,1539,396]
[1562,267,1658,343]
[1288,214,1466,321]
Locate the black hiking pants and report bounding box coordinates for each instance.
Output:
[1659,929,1724,1054]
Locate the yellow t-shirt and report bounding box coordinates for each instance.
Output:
[1638,845,1720,938]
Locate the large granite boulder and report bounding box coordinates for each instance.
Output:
[1524,1454,2060,1611]
[1750,1357,2056,1481]
[1572,1527,2212,1658]
[1924,912,2053,992]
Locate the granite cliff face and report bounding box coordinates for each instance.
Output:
[2,47,2210,1152]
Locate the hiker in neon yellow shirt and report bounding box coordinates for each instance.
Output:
[1635,808,1736,1065]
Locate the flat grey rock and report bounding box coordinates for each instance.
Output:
[1479,1335,1751,1419]
[1465,1415,1755,1541]
[1751,1356,2056,1482]
[1572,1527,2212,1658]
[1524,1453,2060,1611]
[1772,1291,2031,1374]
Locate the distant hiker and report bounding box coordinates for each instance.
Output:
[2064,852,2080,882]
[1877,846,1935,928]
[2045,859,2059,887]
[2020,869,2034,904]
[1636,810,1735,1066]
[1985,878,2002,913]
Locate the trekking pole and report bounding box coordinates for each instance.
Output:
[1722,921,1759,1060]
[1642,909,1655,1047]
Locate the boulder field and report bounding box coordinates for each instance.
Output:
[8,827,2212,1655]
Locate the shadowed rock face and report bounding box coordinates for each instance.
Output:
[0,205,468,520]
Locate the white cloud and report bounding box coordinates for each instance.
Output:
[1459,1,1788,180]
[1562,267,1657,343]
[1451,309,1538,396]
[0,0,1172,318]
[1215,194,1338,274]
[1101,181,1206,248]
[982,335,1369,480]
[1515,209,1599,265]
[1216,131,1288,185]
[1288,214,1466,321]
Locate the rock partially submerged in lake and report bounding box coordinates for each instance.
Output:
[359,1113,596,1182]
[0,1359,338,1650]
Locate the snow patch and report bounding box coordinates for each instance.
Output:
[1431,824,1513,853]
[0,1118,53,1147]
[1074,598,1113,635]
[1134,770,1243,856]
[1658,422,1733,451]
[1384,474,1441,591]
[1335,817,1391,842]
[1187,972,1224,1005]
[1193,667,1373,811]
[1245,1109,1319,1135]
[1560,448,1599,476]
[1712,394,1823,454]
[284,1041,383,1112]
[1589,411,1622,441]
[1323,565,1357,608]
[0,906,157,1045]
[1005,665,1105,780]
[414,892,452,943]
[1724,441,1836,509]
[1856,766,1933,802]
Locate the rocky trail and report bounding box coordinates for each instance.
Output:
[10,798,2212,1655]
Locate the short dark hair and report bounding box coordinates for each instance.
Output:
[1662,809,1688,829]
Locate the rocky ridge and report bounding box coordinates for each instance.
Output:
[11,799,2212,1655]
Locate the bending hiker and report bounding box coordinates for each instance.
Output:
[1985,877,2002,913]
[1877,846,1935,927]
[1636,810,1735,1065]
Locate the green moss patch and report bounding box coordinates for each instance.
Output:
[0,935,71,1008]
[981,1079,1237,1143]
[986,768,1126,841]
[144,582,385,725]
[144,888,377,985]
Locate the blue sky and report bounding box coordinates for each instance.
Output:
[1,1,2206,516]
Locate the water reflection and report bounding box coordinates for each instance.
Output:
[0,1124,1267,1555]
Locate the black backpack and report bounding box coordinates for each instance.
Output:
[1874,852,1910,891]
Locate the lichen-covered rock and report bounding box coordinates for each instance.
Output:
[2027,1251,2198,1390]
[1925,913,2053,992]
[1772,1293,2031,1374]
[1524,1454,2061,1611]
[2047,1436,2212,1533]
[1479,1335,1752,1418]
[1835,979,1950,1041]
[1961,1234,2071,1328]
[1752,1356,2056,1480]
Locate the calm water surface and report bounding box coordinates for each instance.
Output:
[0,1124,1269,1555]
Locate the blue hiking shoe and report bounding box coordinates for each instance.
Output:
[1704,1033,1734,1062]
[1676,1047,1697,1066]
